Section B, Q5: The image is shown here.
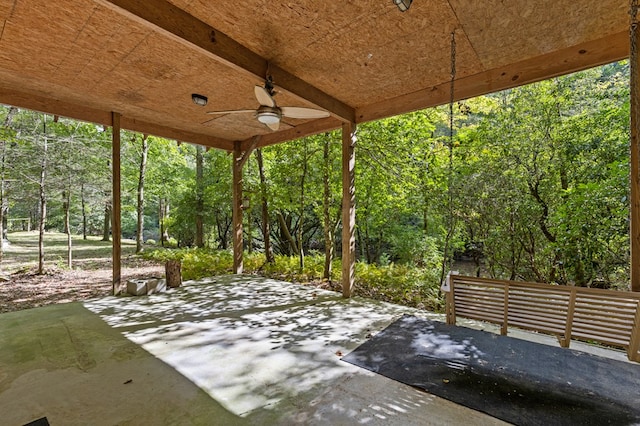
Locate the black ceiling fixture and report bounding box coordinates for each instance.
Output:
[191,93,208,107]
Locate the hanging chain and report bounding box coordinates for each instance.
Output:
[448,30,456,200]
[449,31,457,152]
[632,0,639,57]
[632,0,639,114]
[441,29,457,280]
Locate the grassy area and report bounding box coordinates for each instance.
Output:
[3,231,139,272]
[0,231,164,314]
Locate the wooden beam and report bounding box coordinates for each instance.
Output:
[357,31,630,123]
[631,4,640,292]
[100,0,355,123]
[232,141,244,274]
[341,122,356,298]
[253,117,343,149]
[0,86,112,126]
[238,135,260,168]
[111,112,122,295]
[120,117,234,151]
[0,86,234,151]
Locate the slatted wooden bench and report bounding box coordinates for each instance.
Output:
[441,273,640,362]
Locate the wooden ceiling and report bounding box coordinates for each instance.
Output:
[0,0,630,151]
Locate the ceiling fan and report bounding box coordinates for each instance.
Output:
[206,79,330,131]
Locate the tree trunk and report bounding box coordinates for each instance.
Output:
[37,118,48,275]
[528,178,557,243]
[136,134,149,253]
[0,108,16,269]
[216,215,230,250]
[102,199,111,241]
[322,136,334,280]
[63,189,72,268]
[81,183,87,240]
[256,149,274,263]
[0,182,4,268]
[298,145,307,271]
[246,199,252,253]
[159,198,165,246]
[276,211,299,255]
[159,199,163,246]
[195,145,204,248]
[363,222,372,264]
[356,227,365,262]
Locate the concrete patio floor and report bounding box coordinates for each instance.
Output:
[0,275,630,425]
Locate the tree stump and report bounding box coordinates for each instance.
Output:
[165,260,182,288]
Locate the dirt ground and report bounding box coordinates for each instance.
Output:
[0,231,163,314]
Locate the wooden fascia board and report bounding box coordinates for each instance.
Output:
[0,86,234,150]
[357,31,630,123]
[100,0,356,123]
[244,117,343,150]
[120,117,234,150]
[0,86,113,127]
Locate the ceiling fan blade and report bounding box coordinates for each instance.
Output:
[254,85,276,107]
[265,121,280,131]
[206,109,255,115]
[281,106,330,119]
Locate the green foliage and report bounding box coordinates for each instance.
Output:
[143,248,443,311]
[355,262,443,311]
[143,248,234,280]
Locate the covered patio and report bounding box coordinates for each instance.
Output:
[0,276,500,425]
[0,276,633,425]
[2,1,640,424]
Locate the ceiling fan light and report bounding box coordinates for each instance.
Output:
[393,0,412,12]
[256,111,280,125]
[191,93,208,106]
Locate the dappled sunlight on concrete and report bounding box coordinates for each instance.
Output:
[77,276,507,424]
[84,276,423,417]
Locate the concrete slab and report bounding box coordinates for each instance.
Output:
[0,275,628,425]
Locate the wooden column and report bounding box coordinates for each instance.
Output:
[111,112,122,295]
[232,141,243,274]
[341,122,356,297]
[632,1,640,292]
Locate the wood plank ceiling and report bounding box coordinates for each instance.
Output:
[0,0,630,151]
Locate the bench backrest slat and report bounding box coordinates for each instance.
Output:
[444,274,640,362]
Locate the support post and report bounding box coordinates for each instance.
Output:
[632,1,640,291]
[232,141,243,274]
[111,112,122,295]
[341,122,356,297]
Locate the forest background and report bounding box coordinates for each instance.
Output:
[0,61,631,312]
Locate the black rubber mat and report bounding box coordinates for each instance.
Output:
[23,418,49,426]
[342,315,640,426]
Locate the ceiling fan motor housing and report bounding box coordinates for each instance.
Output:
[256,105,282,124]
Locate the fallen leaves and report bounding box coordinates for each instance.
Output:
[0,261,163,314]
